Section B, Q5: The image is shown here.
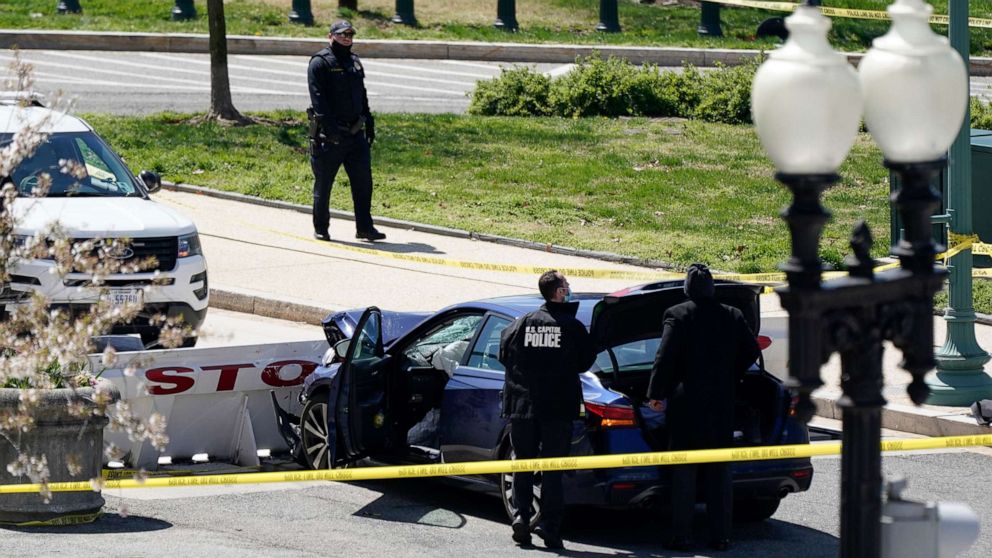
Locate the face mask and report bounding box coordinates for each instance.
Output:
[563,288,574,303]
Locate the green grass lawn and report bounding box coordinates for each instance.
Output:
[85,111,891,275]
[4,0,992,55]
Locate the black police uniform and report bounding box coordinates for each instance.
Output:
[307,43,378,237]
[498,301,597,539]
[647,264,760,549]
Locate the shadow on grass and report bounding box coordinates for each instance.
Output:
[0,513,171,535]
[356,9,396,26]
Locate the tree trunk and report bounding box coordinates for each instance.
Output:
[339,0,358,11]
[206,0,251,124]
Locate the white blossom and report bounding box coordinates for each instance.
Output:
[1,53,169,489]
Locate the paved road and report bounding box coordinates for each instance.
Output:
[5,49,992,116]
[1,447,989,557]
[194,307,323,348]
[0,49,567,115]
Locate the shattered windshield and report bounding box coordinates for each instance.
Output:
[1,131,141,197]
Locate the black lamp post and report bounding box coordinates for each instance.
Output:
[56,0,82,14]
[288,0,315,26]
[753,1,967,556]
[393,0,417,26]
[494,0,518,32]
[172,0,196,21]
[596,0,621,33]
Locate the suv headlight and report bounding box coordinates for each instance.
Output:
[177,232,202,258]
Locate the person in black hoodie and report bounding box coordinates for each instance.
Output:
[307,19,384,242]
[498,270,597,549]
[647,263,760,552]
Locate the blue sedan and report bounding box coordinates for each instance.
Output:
[273,279,812,525]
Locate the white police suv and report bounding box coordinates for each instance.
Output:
[1,95,207,347]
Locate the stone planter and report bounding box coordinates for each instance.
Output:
[0,385,119,525]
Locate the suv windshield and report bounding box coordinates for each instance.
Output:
[1,132,141,197]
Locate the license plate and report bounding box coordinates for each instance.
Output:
[103,288,143,307]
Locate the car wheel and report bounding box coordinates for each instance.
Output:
[499,443,543,528]
[301,398,332,469]
[734,497,781,522]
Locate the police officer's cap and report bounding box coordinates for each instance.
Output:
[330,20,355,35]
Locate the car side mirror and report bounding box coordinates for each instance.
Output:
[333,338,351,360]
[139,170,162,193]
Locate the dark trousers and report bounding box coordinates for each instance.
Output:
[670,462,732,542]
[509,418,571,533]
[311,131,374,234]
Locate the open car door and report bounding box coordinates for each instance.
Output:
[337,306,393,460]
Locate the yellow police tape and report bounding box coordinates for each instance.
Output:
[1,434,989,495]
[705,0,992,29]
[263,225,992,289]
[169,190,992,287]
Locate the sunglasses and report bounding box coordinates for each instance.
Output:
[334,31,356,37]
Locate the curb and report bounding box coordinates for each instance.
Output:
[162,181,679,271]
[0,30,769,67]
[7,29,992,75]
[813,396,990,437]
[209,287,329,325]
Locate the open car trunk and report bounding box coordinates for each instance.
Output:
[589,281,786,447]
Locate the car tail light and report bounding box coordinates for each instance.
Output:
[787,395,799,417]
[790,469,812,479]
[757,335,773,350]
[585,401,636,428]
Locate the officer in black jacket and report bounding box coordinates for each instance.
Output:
[307,20,385,242]
[498,270,597,549]
[647,263,760,553]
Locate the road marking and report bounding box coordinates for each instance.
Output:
[440,60,505,72]
[28,70,213,92]
[362,80,467,96]
[361,60,493,79]
[144,53,469,93]
[545,64,575,78]
[45,51,312,92]
[227,56,475,91]
[0,54,292,96]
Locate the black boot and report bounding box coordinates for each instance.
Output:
[511,517,531,546]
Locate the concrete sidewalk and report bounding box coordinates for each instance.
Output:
[154,185,992,439]
[5,29,992,75]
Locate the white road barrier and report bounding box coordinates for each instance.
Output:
[97,341,325,468]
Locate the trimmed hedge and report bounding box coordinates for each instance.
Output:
[468,54,756,124]
[471,53,992,135]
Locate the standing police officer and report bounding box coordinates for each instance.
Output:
[498,270,597,550]
[308,20,385,242]
[647,263,760,553]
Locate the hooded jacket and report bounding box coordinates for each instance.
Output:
[499,301,597,420]
[647,265,761,449]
